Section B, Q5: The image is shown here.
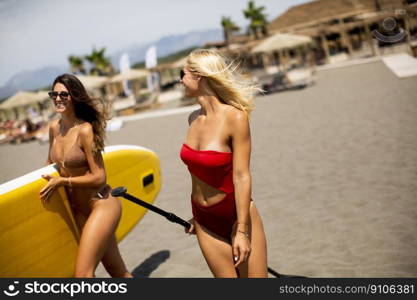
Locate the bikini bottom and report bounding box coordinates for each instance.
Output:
[191,193,237,241]
[66,184,110,213]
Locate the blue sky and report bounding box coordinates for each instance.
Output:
[0,0,310,86]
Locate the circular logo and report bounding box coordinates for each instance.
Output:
[382,17,397,31]
[372,17,406,43]
[3,282,20,297]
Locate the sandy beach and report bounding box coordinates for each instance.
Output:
[1,60,417,277]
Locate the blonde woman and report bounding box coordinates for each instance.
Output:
[40,74,132,278]
[179,49,268,277]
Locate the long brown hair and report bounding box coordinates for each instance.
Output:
[52,73,110,153]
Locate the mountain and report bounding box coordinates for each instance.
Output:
[110,28,222,69]
[0,28,223,100]
[0,66,69,100]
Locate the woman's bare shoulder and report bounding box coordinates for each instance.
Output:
[49,119,60,134]
[78,122,93,137]
[225,106,248,125]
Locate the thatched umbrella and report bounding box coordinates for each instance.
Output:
[109,69,148,83]
[75,75,109,90]
[0,91,49,120]
[0,91,47,110]
[251,33,313,53]
[107,69,149,98]
[251,33,313,69]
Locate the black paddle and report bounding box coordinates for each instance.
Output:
[111,186,304,278]
[111,186,191,230]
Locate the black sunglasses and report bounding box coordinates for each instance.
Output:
[180,69,185,80]
[48,91,70,100]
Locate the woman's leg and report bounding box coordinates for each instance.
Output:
[73,195,122,278]
[194,221,238,278]
[237,202,268,278]
[100,234,133,278]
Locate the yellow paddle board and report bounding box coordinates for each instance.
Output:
[0,145,161,277]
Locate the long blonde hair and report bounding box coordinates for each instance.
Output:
[186,49,259,115]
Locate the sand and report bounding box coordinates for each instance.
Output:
[1,60,416,277]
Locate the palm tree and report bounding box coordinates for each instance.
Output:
[85,47,113,76]
[243,0,269,39]
[374,0,381,11]
[221,16,240,46]
[68,55,86,74]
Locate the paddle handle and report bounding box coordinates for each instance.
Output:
[164,212,192,230]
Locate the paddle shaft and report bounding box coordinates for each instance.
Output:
[121,191,191,230]
[113,188,282,278]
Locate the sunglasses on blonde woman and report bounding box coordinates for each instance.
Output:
[48,91,70,100]
[180,69,185,80]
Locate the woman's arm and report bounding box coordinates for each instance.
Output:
[231,110,252,229]
[45,121,56,165]
[230,110,252,267]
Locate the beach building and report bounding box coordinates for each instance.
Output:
[205,0,417,71]
[266,0,417,65]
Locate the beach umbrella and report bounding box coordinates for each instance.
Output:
[75,75,109,90]
[0,91,48,110]
[251,33,313,53]
[109,69,149,83]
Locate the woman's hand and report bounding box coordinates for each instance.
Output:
[40,175,64,204]
[185,218,196,235]
[231,227,251,268]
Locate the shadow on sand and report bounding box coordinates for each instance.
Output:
[132,250,170,278]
